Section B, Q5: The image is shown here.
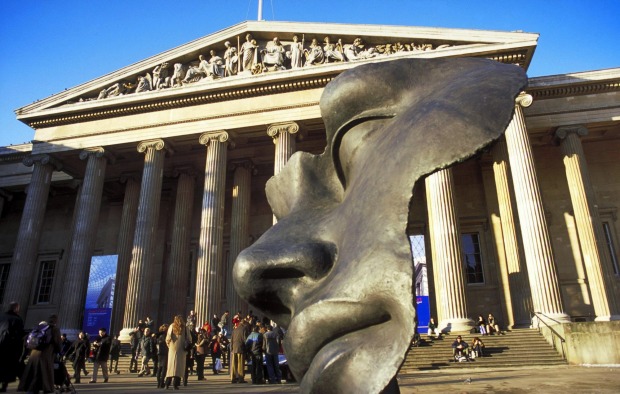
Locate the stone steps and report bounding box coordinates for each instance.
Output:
[399,328,566,372]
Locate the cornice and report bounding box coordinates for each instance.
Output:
[24,75,335,129]
[527,68,620,100]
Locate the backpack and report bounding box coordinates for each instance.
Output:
[27,323,53,350]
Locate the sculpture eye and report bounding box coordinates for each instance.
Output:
[336,117,391,188]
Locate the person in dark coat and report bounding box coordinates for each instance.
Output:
[68,331,89,383]
[230,320,248,384]
[0,302,24,392]
[155,324,169,388]
[18,314,62,393]
[109,334,121,374]
[90,327,112,383]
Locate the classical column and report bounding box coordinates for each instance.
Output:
[121,139,167,337]
[110,174,140,336]
[556,125,619,320]
[161,168,196,321]
[3,154,60,314]
[61,147,109,336]
[491,139,533,327]
[267,121,299,176]
[226,161,253,316]
[504,94,569,322]
[425,168,474,333]
[195,131,231,325]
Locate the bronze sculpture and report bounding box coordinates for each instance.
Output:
[234,58,527,393]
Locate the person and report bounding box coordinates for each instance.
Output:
[230,319,247,384]
[487,314,503,335]
[156,324,169,389]
[245,325,264,384]
[263,324,282,384]
[0,302,24,393]
[186,310,197,333]
[129,327,141,373]
[138,327,154,377]
[261,37,286,70]
[59,333,72,359]
[232,58,527,393]
[471,337,485,358]
[223,41,238,77]
[18,314,62,393]
[219,311,229,337]
[304,38,324,66]
[427,317,441,339]
[451,335,469,361]
[208,334,222,375]
[218,332,230,368]
[288,35,303,69]
[67,331,89,383]
[89,327,112,383]
[240,34,258,73]
[477,315,488,335]
[194,329,207,380]
[165,315,191,390]
[183,327,197,385]
[211,314,220,335]
[109,334,121,374]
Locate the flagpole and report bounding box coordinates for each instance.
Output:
[257,0,263,21]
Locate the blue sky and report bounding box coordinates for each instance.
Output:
[1,0,618,147]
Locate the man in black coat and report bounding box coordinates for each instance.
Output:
[0,302,24,392]
[90,328,112,383]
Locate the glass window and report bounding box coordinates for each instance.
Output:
[0,263,10,304]
[462,233,484,284]
[602,222,620,276]
[35,259,56,304]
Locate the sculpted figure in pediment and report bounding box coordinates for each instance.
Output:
[261,37,286,71]
[171,63,187,88]
[223,41,238,76]
[135,73,152,93]
[323,37,345,63]
[240,34,259,73]
[304,38,324,66]
[207,50,225,79]
[97,82,130,100]
[344,37,377,61]
[183,55,209,84]
[287,35,304,69]
[153,62,171,90]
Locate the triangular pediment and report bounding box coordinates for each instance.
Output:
[16,20,538,127]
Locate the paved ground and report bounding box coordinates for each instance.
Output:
[6,365,620,393]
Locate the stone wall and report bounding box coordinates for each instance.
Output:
[540,321,620,364]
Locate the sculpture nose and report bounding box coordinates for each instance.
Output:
[233,239,336,327]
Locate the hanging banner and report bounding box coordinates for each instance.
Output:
[83,255,117,337]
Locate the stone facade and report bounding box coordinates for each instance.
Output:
[0,22,618,347]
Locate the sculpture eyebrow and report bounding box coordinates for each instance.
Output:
[331,114,395,188]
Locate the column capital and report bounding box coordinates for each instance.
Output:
[267,121,300,140]
[79,146,116,164]
[199,131,235,147]
[515,92,533,108]
[23,154,62,171]
[555,125,588,140]
[137,138,173,154]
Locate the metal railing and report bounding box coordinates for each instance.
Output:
[531,311,567,360]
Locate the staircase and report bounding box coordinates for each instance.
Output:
[399,328,566,372]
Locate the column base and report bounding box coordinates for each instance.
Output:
[531,312,571,328]
[594,315,620,322]
[440,318,475,334]
[119,327,137,342]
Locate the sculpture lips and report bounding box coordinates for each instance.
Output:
[284,298,391,389]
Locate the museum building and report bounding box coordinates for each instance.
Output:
[0,21,618,352]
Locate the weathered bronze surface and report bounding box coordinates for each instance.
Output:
[234,58,527,393]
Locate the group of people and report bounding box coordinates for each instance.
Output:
[475,314,504,336]
[451,335,487,361]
